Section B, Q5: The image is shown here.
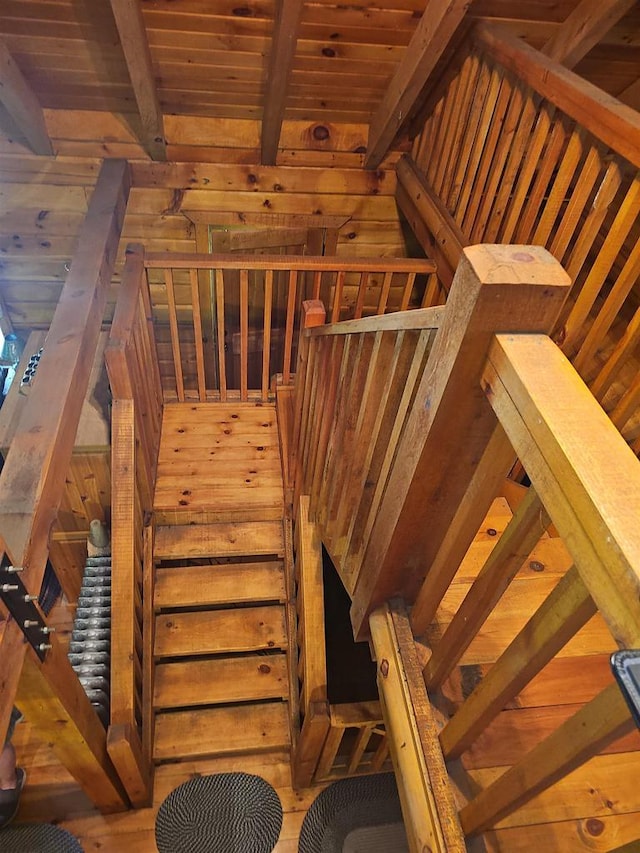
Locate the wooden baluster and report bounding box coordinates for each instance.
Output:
[376,270,393,315]
[354,271,368,319]
[262,269,273,401]
[164,268,184,402]
[215,268,227,402]
[459,683,635,836]
[283,269,297,384]
[315,725,344,779]
[440,565,596,760]
[190,268,206,401]
[312,269,322,300]
[331,270,344,322]
[240,268,249,401]
[347,723,376,774]
[423,486,550,689]
[399,272,416,311]
[421,273,440,308]
[293,701,331,788]
[591,304,640,401]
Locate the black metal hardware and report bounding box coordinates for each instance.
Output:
[611,650,640,730]
[0,553,49,661]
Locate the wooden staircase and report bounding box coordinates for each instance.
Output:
[150,404,293,764]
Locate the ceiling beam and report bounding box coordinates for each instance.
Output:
[261,0,304,166]
[109,0,166,161]
[365,0,470,170]
[619,78,640,111]
[0,40,52,155]
[542,0,637,69]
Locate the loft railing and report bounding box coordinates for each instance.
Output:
[400,21,640,456]
[292,495,390,787]
[104,243,163,807]
[291,244,640,848]
[142,252,437,403]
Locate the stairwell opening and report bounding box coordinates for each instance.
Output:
[321,547,378,705]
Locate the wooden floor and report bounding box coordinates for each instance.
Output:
[12,720,324,852]
[153,402,284,524]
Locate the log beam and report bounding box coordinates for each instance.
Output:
[0,39,52,155]
[365,0,470,170]
[109,0,166,161]
[261,0,304,165]
[542,0,636,69]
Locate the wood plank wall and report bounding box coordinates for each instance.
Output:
[0,121,407,330]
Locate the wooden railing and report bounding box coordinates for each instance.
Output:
[290,242,640,843]
[402,22,640,455]
[292,495,390,787]
[142,253,437,403]
[292,301,445,591]
[409,326,640,837]
[104,243,163,807]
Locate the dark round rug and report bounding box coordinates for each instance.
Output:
[0,823,83,852]
[298,773,407,853]
[155,772,283,853]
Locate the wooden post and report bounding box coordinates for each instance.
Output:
[369,602,465,853]
[350,245,571,638]
[0,159,131,809]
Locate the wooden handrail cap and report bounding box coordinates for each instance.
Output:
[462,244,572,288]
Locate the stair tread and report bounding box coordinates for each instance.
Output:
[154,701,290,761]
[153,653,289,709]
[154,604,288,658]
[154,520,284,560]
[154,561,286,609]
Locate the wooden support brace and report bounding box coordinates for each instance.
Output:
[439,564,597,759]
[0,39,52,155]
[365,0,470,169]
[261,0,304,165]
[459,683,635,835]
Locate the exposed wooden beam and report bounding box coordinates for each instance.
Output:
[542,0,636,69]
[365,0,470,170]
[109,0,166,161]
[619,77,640,111]
[0,39,52,155]
[261,0,304,165]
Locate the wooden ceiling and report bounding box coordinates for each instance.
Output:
[0,0,638,167]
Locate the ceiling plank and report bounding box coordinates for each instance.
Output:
[365,0,470,170]
[542,0,637,69]
[109,0,166,161]
[0,39,53,155]
[261,0,304,166]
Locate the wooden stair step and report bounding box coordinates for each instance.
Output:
[154,520,284,560]
[154,561,286,610]
[154,701,290,761]
[153,653,289,709]
[154,605,288,658]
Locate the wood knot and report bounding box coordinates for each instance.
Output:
[380,659,389,678]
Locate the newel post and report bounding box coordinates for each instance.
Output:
[290,299,326,512]
[350,245,571,638]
